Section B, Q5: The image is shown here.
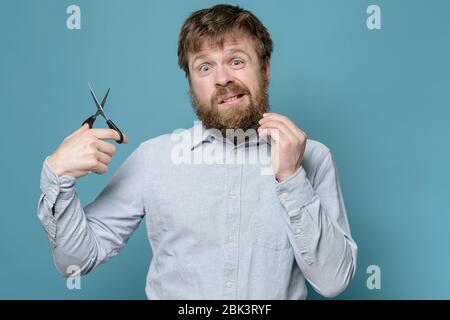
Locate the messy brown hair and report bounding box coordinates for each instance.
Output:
[178,4,273,77]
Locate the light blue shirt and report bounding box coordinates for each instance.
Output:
[38,122,357,299]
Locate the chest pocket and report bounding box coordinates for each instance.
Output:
[251,199,292,250]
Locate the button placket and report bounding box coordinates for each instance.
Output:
[222,159,242,299]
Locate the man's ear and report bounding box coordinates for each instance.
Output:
[264,57,271,85]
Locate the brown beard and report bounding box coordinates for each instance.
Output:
[190,76,269,139]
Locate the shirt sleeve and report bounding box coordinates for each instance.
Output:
[275,151,358,298]
[37,145,146,277]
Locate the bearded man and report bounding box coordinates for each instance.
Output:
[38,4,357,299]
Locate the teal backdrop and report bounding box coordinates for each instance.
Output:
[0,0,449,299]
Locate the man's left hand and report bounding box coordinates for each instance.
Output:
[258,113,307,182]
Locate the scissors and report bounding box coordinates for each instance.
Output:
[82,82,124,144]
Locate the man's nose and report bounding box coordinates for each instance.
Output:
[214,65,233,87]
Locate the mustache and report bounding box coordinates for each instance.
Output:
[211,83,250,105]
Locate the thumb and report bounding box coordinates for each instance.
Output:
[67,123,90,139]
[79,123,90,131]
[76,123,90,134]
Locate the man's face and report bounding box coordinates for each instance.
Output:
[188,33,270,137]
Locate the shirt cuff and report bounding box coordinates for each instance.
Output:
[275,166,315,218]
[40,157,77,206]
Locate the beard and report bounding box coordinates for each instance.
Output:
[190,76,269,139]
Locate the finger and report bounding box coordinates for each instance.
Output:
[96,151,112,166]
[74,123,91,132]
[258,120,294,138]
[92,161,108,174]
[258,126,289,144]
[261,113,303,138]
[79,123,91,131]
[258,127,281,142]
[67,123,90,140]
[262,113,305,139]
[96,140,116,156]
[89,128,124,142]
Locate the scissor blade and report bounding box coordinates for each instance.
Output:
[88,82,108,119]
[100,88,110,108]
[92,88,110,117]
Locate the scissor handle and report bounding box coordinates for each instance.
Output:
[82,115,96,129]
[106,119,124,144]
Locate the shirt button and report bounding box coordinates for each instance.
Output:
[228,191,236,198]
[280,192,289,200]
[225,281,233,288]
[295,228,303,235]
[228,235,235,243]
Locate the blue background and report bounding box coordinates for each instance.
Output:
[0,0,449,299]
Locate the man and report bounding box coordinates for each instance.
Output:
[38,4,357,299]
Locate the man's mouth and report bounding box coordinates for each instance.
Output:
[218,93,246,107]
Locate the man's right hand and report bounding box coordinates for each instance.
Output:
[47,124,128,178]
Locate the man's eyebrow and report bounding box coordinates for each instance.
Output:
[191,54,210,68]
[191,48,252,68]
[226,49,252,60]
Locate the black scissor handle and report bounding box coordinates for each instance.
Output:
[106,119,124,144]
[82,115,96,129]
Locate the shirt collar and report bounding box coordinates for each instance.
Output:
[190,120,271,151]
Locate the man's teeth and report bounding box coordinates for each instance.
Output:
[222,95,241,103]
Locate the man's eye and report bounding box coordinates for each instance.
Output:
[231,59,243,66]
[200,65,210,72]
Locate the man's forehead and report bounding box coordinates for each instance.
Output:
[192,34,255,56]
